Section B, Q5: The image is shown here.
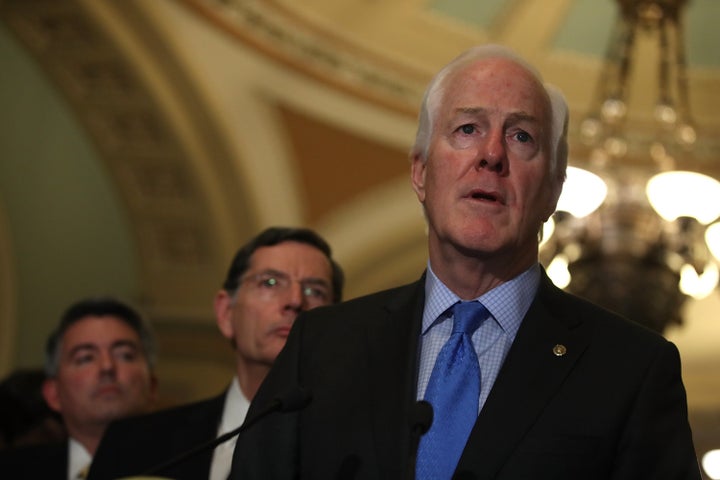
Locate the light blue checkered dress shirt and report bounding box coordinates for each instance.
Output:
[416,262,541,413]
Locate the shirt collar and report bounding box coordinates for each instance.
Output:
[68,437,91,480]
[423,262,540,340]
[218,376,249,435]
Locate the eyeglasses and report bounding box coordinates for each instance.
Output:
[240,270,332,308]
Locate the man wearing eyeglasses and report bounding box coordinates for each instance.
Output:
[88,227,344,480]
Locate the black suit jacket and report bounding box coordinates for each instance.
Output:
[231,271,700,480]
[88,392,226,480]
[0,441,68,479]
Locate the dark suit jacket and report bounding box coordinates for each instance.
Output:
[231,272,700,480]
[0,440,68,479]
[88,392,226,480]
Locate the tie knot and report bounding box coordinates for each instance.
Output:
[452,301,488,334]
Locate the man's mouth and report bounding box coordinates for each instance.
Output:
[95,385,122,397]
[274,325,291,337]
[467,189,501,203]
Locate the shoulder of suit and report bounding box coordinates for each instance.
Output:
[314,278,423,313]
[539,277,669,348]
[0,441,67,467]
[105,391,226,433]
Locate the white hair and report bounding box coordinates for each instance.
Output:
[411,44,568,180]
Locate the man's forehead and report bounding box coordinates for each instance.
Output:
[440,65,552,127]
[62,315,138,345]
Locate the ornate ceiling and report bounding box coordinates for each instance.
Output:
[1,0,719,450]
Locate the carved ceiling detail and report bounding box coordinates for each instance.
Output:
[0,0,251,316]
[180,0,429,115]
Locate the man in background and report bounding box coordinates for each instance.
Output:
[0,297,158,479]
[88,226,344,480]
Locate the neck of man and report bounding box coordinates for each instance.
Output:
[68,424,105,456]
[428,238,538,300]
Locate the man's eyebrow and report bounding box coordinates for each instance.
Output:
[254,268,289,277]
[301,278,331,287]
[453,107,487,116]
[68,339,140,356]
[505,111,540,125]
[452,107,540,123]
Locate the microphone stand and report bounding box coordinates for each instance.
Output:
[140,387,312,476]
[406,400,433,480]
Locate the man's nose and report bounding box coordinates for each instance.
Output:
[98,351,117,374]
[284,281,305,311]
[477,130,507,173]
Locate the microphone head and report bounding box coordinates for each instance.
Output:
[411,400,433,434]
[275,386,313,412]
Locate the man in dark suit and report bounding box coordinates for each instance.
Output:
[230,45,701,479]
[0,297,158,480]
[88,226,344,480]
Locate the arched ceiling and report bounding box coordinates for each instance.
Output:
[1,0,719,440]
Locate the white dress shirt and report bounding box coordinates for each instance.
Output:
[67,437,91,480]
[210,376,249,480]
[417,262,539,413]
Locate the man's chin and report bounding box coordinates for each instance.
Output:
[93,398,149,419]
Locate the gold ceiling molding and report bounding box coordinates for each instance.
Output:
[0,0,252,317]
[178,0,429,116]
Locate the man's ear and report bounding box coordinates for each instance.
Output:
[214,290,235,341]
[42,378,62,413]
[543,174,565,221]
[410,153,427,203]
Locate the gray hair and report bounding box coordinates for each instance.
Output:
[410,44,568,180]
[44,297,157,377]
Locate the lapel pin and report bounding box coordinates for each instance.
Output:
[552,344,567,357]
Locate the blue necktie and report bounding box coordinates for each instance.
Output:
[416,301,489,480]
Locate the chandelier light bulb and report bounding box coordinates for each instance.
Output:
[603,136,627,157]
[649,141,666,160]
[556,167,608,218]
[679,262,719,299]
[547,254,571,289]
[654,103,677,125]
[600,98,627,123]
[676,123,697,146]
[703,450,720,480]
[646,171,720,224]
[580,117,602,141]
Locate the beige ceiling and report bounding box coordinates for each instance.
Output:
[1,0,719,456]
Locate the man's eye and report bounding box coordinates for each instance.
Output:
[115,349,139,362]
[302,286,329,300]
[260,277,280,288]
[514,131,532,143]
[459,124,475,135]
[74,354,95,365]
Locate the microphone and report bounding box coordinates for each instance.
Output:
[140,386,312,476]
[406,400,433,480]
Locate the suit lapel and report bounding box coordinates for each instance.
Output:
[456,274,593,478]
[366,278,426,477]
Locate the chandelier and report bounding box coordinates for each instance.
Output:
[540,0,720,333]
